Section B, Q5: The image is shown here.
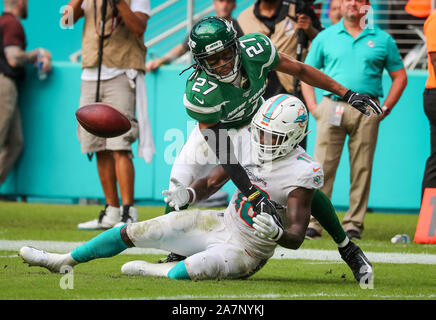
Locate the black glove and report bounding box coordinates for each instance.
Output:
[343,90,382,116]
[248,187,284,229]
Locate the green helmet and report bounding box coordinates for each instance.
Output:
[188,16,241,83]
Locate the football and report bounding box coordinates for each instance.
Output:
[75,103,131,138]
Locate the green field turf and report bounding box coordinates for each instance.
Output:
[0,202,435,300]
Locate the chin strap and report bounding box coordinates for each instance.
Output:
[219,71,239,84]
[227,71,243,87]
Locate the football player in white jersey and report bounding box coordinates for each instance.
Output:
[19,95,373,283]
[162,16,382,264]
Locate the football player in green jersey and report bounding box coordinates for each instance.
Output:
[163,16,381,263]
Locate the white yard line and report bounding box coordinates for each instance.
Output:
[273,248,436,265]
[112,293,436,300]
[1,239,436,265]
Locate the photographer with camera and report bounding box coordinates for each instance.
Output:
[237,0,322,149]
[62,0,153,230]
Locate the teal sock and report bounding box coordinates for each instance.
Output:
[164,203,189,214]
[311,190,347,244]
[71,225,131,263]
[167,261,191,280]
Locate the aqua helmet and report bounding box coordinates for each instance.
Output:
[188,16,241,83]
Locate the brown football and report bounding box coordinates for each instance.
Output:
[76,103,131,138]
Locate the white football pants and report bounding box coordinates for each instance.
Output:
[126,209,266,280]
[168,124,251,190]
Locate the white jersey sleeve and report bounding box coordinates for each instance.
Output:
[280,147,324,198]
[131,0,151,16]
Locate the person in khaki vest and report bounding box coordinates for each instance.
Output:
[61,0,150,229]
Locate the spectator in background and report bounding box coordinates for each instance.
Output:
[301,0,407,240]
[328,0,342,25]
[0,0,52,199]
[421,9,436,200]
[62,0,154,230]
[146,0,243,73]
[237,0,322,148]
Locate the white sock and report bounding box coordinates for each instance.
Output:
[122,261,178,277]
[149,262,178,277]
[337,237,350,248]
[64,253,79,266]
[53,253,79,268]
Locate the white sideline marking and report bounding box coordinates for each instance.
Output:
[0,240,168,255]
[1,240,436,265]
[123,293,436,300]
[273,248,436,265]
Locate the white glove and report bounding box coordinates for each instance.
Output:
[252,212,283,241]
[161,178,193,211]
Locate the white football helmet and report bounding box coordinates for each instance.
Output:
[251,94,310,161]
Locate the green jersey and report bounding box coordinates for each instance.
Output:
[184,33,280,129]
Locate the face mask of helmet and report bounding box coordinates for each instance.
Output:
[196,39,241,83]
[251,125,303,161]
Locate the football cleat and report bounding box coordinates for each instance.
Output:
[158,252,186,264]
[305,227,322,240]
[114,205,138,228]
[346,229,361,240]
[19,246,76,273]
[339,241,373,283]
[121,260,177,277]
[77,205,121,230]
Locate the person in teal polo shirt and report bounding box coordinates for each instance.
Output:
[301,0,407,240]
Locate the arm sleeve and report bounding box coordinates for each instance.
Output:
[240,33,280,74]
[183,94,223,124]
[282,158,324,197]
[1,20,25,47]
[385,35,404,72]
[131,0,151,16]
[257,33,280,72]
[200,122,254,197]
